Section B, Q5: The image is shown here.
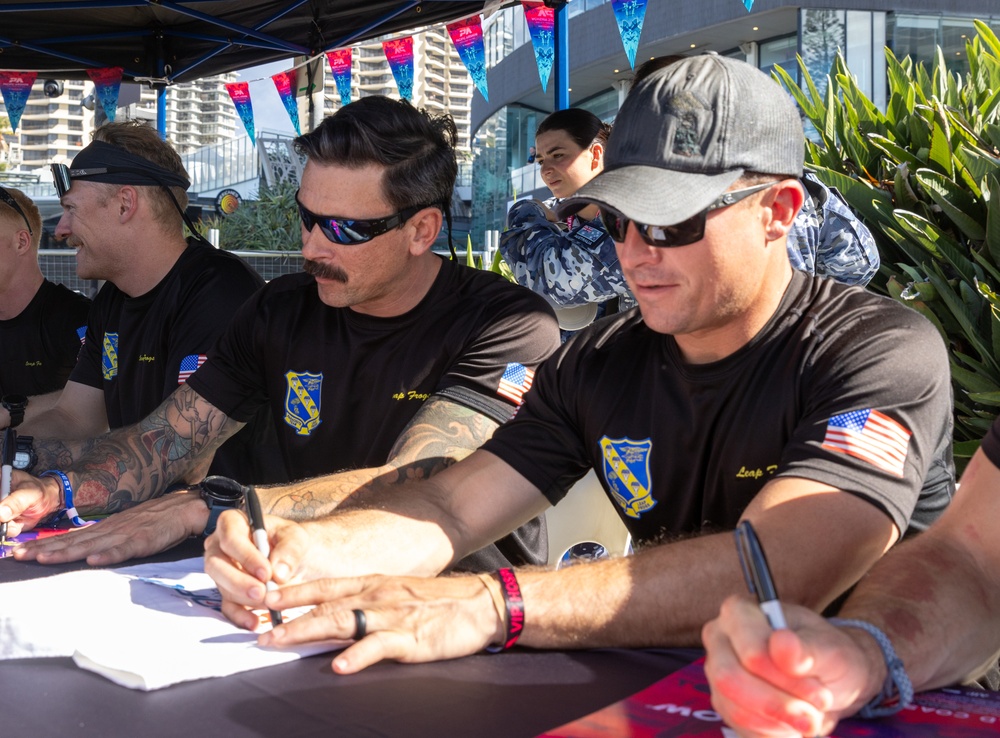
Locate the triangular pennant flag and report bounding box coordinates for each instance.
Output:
[85,67,124,122]
[326,48,353,106]
[611,0,648,69]
[271,70,301,135]
[521,1,555,92]
[224,82,255,144]
[382,36,414,101]
[447,16,488,101]
[0,72,38,133]
[743,0,754,9]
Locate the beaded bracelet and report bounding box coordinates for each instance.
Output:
[40,470,88,527]
[484,567,525,653]
[829,617,914,717]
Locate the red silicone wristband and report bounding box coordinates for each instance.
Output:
[485,567,524,652]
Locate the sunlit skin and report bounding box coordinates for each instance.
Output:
[534,129,603,221]
[615,179,804,364]
[297,162,442,317]
[54,181,130,285]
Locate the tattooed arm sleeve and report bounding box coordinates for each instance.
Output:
[258,395,499,520]
[33,383,246,515]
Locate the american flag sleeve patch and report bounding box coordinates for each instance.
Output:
[821,408,911,478]
[177,354,207,385]
[496,362,535,405]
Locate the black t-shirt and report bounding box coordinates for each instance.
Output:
[188,257,561,569]
[484,271,954,545]
[70,242,284,482]
[0,279,91,396]
[979,417,1000,469]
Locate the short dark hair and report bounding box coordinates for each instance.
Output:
[536,108,611,151]
[295,96,458,213]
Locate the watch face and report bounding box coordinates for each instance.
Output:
[13,451,31,470]
[2,394,28,410]
[200,475,246,505]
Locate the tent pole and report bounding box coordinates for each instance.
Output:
[553,0,569,111]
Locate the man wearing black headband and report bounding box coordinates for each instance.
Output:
[2,99,557,574]
[0,186,91,402]
[2,121,284,486]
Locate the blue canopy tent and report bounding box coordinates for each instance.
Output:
[0,0,511,134]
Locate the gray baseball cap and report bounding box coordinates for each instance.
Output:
[558,53,804,226]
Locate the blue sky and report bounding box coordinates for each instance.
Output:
[235,59,299,135]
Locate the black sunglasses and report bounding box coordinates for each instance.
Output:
[0,187,33,235]
[599,181,777,248]
[296,190,432,245]
[51,163,142,198]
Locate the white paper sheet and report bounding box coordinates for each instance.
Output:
[0,557,344,690]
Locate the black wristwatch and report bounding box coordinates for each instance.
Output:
[2,394,28,428]
[11,434,37,472]
[198,475,247,537]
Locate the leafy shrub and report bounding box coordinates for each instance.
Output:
[207,179,301,252]
[774,20,1000,460]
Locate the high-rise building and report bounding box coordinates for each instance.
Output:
[323,24,475,153]
[0,73,238,170]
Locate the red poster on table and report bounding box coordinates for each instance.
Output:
[539,659,1000,737]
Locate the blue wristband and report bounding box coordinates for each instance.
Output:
[40,470,88,527]
[829,617,914,717]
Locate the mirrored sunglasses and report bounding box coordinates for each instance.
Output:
[296,190,432,245]
[0,187,33,235]
[599,181,777,248]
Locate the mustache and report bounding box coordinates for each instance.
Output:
[303,259,348,283]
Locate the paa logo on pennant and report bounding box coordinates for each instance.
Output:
[284,371,323,436]
[599,436,656,519]
[101,332,119,380]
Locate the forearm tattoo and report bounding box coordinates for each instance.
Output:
[264,396,499,519]
[36,385,242,514]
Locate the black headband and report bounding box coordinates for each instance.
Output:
[70,140,190,190]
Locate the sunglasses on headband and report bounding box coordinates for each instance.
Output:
[599,181,777,248]
[0,187,33,235]
[296,190,434,245]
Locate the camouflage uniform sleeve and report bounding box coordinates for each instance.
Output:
[499,199,633,306]
[786,174,880,287]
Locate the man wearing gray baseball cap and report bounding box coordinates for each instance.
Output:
[204,55,954,673]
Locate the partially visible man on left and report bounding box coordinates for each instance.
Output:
[0,122,282,485]
[0,186,90,407]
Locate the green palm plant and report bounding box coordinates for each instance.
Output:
[773,20,1000,460]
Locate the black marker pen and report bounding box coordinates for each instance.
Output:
[734,520,787,629]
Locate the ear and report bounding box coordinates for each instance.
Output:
[117,185,140,223]
[14,228,34,255]
[407,206,444,256]
[590,142,604,171]
[763,179,805,242]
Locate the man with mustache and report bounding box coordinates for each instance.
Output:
[1,121,281,486]
[1,98,558,574]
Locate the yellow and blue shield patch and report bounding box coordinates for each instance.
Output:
[599,436,656,519]
[284,371,323,436]
[101,332,119,381]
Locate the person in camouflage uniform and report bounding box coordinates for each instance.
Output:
[787,172,879,285]
[500,109,635,338]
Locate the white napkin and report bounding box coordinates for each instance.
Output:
[0,557,343,690]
